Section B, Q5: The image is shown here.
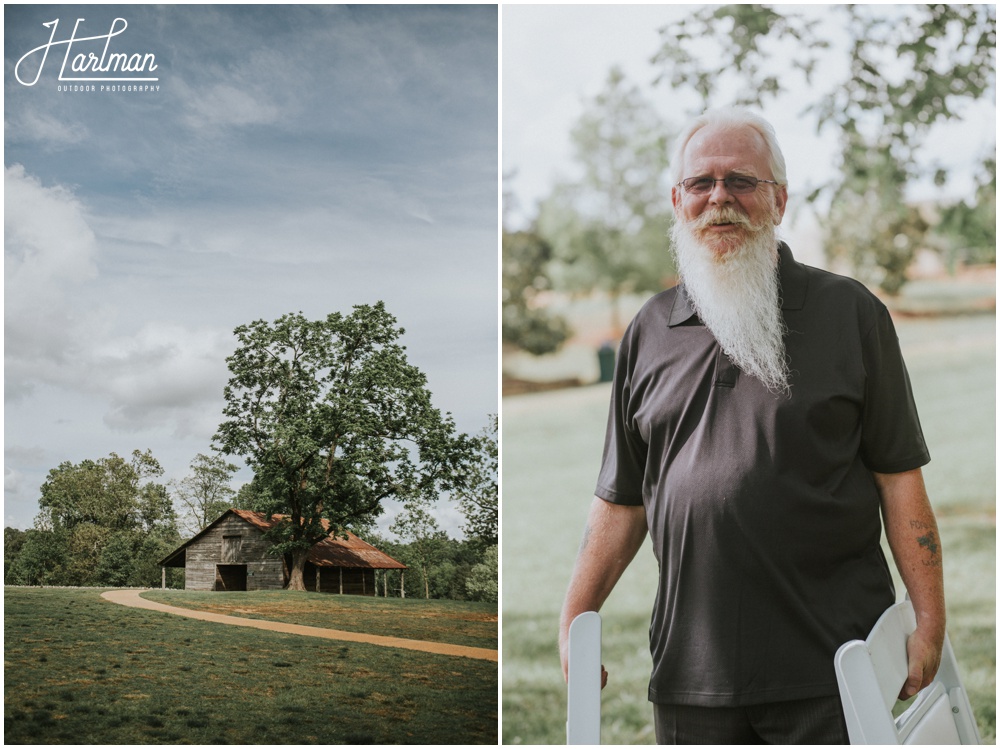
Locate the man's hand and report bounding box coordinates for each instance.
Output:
[558,628,609,690]
[900,624,944,700]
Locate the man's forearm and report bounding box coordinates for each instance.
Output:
[874,467,946,696]
[875,468,945,626]
[559,496,648,680]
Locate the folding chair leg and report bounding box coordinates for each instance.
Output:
[567,611,602,745]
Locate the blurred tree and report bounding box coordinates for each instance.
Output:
[214,303,468,591]
[932,158,997,268]
[502,228,571,355]
[537,66,675,331]
[172,452,239,536]
[653,4,996,293]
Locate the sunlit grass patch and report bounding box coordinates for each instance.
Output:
[5,587,497,744]
[142,588,498,649]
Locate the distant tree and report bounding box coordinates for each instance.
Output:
[9,450,180,587]
[172,453,239,536]
[502,229,571,355]
[652,4,996,293]
[537,66,676,331]
[38,450,166,532]
[390,502,446,600]
[214,303,469,591]
[932,159,997,268]
[455,415,498,545]
[4,529,65,586]
[4,527,27,575]
[465,545,498,603]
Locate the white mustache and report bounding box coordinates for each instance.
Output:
[689,207,762,231]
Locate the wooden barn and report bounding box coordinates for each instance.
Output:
[158,509,407,596]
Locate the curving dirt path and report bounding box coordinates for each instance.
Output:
[101,589,497,662]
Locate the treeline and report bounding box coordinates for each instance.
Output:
[4,451,180,588]
[375,536,498,603]
[4,446,497,604]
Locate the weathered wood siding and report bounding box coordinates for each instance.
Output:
[185,515,285,591]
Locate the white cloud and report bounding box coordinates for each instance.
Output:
[4,164,102,397]
[5,166,237,438]
[97,323,233,437]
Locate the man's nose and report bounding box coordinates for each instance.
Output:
[707,180,736,204]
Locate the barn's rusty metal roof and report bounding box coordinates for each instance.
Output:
[158,509,406,570]
[230,509,407,570]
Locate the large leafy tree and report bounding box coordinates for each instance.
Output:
[214,302,468,591]
[652,4,996,293]
[172,452,240,536]
[537,66,676,331]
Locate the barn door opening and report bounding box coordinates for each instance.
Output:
[216,564,247,591]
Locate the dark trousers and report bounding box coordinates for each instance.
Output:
[653,697,850,745]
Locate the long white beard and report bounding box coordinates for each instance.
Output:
[670,208,790,395]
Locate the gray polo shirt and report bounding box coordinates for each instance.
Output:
[596,243,930,707]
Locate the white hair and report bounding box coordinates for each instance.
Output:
[670,107,787,187]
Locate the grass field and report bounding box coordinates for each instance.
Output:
[502,313,995,744]
[5,587,498,744]
[142,590,498,649]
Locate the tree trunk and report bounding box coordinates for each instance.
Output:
[287,548,310,591]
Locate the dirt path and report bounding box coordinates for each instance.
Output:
[101,589,497,662]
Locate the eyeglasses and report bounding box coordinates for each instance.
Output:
[676,175,781,195]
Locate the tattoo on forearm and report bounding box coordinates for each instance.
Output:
[916,529,942,567]
[909,520,932,530]
[579,524,592,554]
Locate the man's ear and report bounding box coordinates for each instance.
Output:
[773,185,788,225]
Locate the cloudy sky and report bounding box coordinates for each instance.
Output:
[503,4,996,235]
[4,5,498,534]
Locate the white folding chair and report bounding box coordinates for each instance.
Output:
[835,599,981,744]
[566,611,602,744]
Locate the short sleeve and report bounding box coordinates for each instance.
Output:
[859,306,930,473]
[594,325,648,505]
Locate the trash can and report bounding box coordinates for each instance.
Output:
[597,343,615,383]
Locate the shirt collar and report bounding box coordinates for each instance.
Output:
[667,241,807,327]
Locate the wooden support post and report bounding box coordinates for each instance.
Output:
[339,567,343,595]
[316,567,320,593]
[161,566,166,589]
[400,570,405,599]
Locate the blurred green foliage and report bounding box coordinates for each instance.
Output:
[536,67,676,331]
[653,4,996,294]
[502,228,571,356]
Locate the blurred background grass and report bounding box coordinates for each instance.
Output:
[501,310,995,744]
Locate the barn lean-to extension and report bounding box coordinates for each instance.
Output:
[158,509,407,596]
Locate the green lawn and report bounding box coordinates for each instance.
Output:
[502,313,995,744]
[142,589,498,649]
[5,587,498,744]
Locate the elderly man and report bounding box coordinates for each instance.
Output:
[559,108,945,744]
